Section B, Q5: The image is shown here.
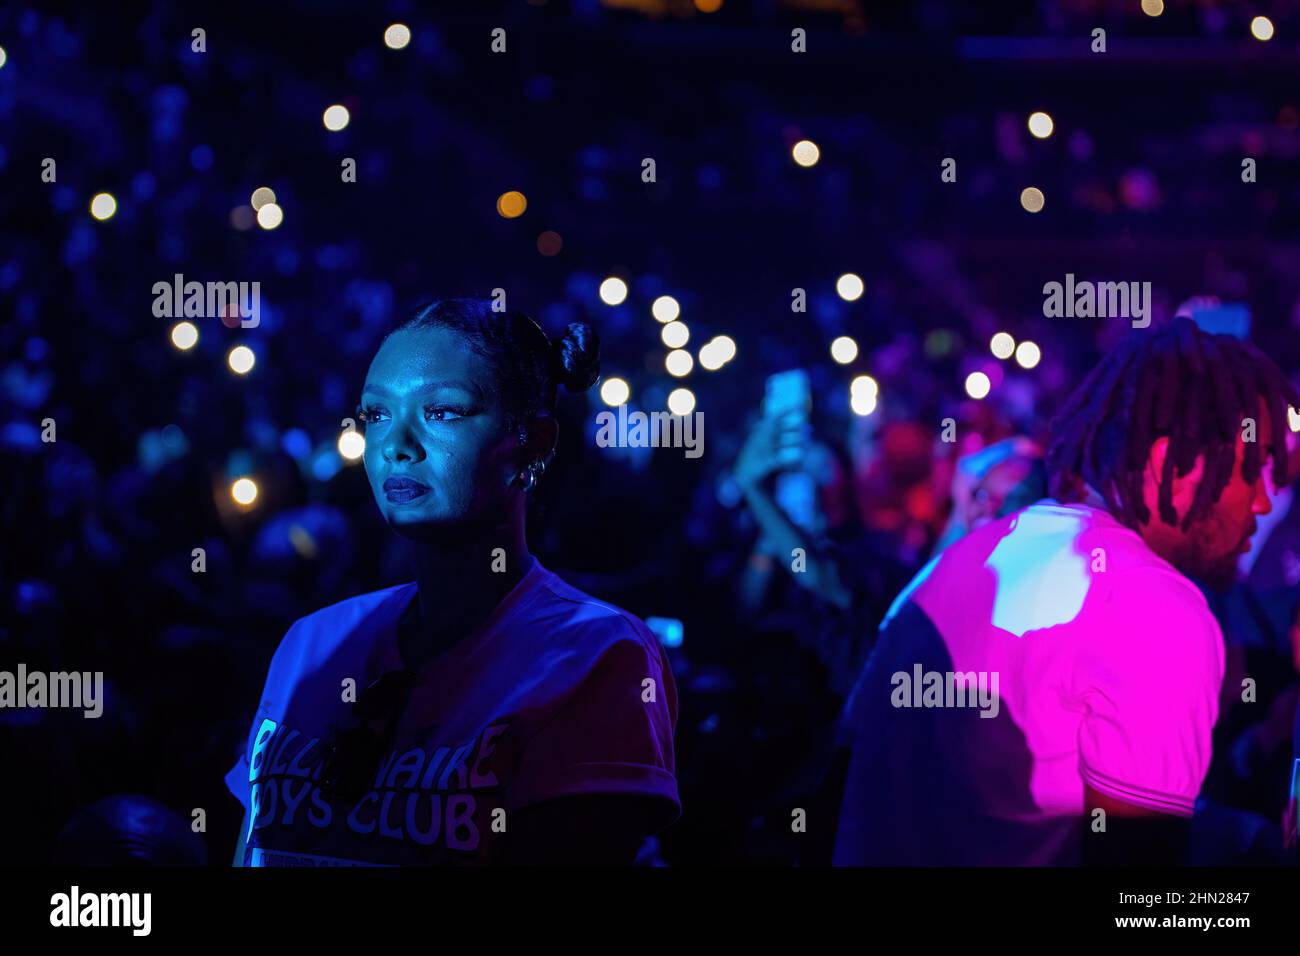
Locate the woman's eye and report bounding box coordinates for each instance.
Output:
[360,407,389,426]
[425,407,464,422]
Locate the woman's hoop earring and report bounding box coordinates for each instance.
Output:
[518,459,545,493]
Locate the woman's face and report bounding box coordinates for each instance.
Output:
[360,326,521,538]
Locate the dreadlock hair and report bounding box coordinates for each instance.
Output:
[1046,316,1298,532]
[386,298,600,430]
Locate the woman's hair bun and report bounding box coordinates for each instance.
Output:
[552,322,600,393]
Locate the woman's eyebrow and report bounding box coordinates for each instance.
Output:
[361,380,483,399]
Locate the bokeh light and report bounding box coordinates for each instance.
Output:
[990,332,1016,359]
[667,387,697,415]
[257,202,284,229]
[965,371,991,399]
[836,272,865,301]
[661,321,690,348]
[851,374,878,398]
[666,349,694,377]
[1015,340,1042,369]
[323,104,350,131]
[1020,187,1045,213]
[599,277,628,305]
[792,140,821,168]
[90,193,117,221]
[384,23,412,49]
[711,335,737,364]
[830,336,859,364]
[1027,112,1054,139]
[652,295,681,323]
[0,47,7,69]
[496,191,527,218]
[600,377,631,406]
[537,230,563,256]
[250,186,276,210]
[1141,0,1163,16]
[228,345,256,375]
[170,321,199,351]
[338,430,365,460]
[850,390,878,416]
[231,477,258,506]
[1251,16,1274,41]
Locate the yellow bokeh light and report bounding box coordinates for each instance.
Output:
[338,430,365,460]
[231,477,258,506]
[661,321,690,348]
[257,202,284,229]
[831,336,859,364]
[599,277,628,306]
[323,104,350,131]
[250,187,277,211]
[600,377,630,406]
[1251,16,1274,41]
[496,191,527,218]
[836,273,865,301]
[384,23,412,49]
[711,335,737,364]
[665,349,694,377]
[1015,341,1042,369]
[851,374,878,397]
[1141,0,1163,16]
[90,193,117,221]
[228,345,256,375]
[1027,112,1054,139]
[850,390,878,416]
[990,332,1016,359]
[170,322,199,351]
[792,140,821,168]
[652,295,681,323]
[965,371,991,400]
[1020,187,1045,213]
[667,387,696,415]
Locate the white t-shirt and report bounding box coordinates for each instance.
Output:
[225,557,678,866]
[834,500,1224,865]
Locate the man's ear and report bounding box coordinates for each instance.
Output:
[1144,435,1171,481]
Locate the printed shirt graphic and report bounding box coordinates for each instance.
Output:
[225,558,678,866]
[834,501,1224,866]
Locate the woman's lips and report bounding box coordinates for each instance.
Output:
[383,476,431,503]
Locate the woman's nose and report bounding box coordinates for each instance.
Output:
[383,417,425,463]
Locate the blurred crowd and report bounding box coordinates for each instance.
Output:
[4,1,1300,865]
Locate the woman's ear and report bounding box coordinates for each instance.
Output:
[524,416,560,465]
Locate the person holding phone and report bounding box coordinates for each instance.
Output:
[225,298,679,866]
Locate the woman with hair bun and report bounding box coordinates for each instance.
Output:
[226,298,679,866]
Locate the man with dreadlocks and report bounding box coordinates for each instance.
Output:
[833,317,1298,866]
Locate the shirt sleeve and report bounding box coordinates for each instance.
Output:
[225,621,299,812]
[1074,568,1225,816]
[508,627,680,827]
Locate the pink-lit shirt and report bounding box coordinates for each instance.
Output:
[834,501,1224,865]
[225,557,678,866]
